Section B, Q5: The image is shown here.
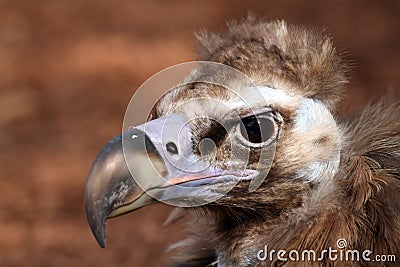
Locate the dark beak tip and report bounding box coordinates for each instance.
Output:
[93,222,106,248]
[87,214,107,248]
[97,235,106,249]
[85,197,108,248]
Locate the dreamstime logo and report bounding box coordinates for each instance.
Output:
[121,61,277,207]
[336,238,347,249]
[256,238,396,263]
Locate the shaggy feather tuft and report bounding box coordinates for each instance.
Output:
[195,15,349,110]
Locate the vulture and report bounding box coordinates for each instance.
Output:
[85,17,400,266]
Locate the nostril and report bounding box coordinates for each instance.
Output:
[166,142,178,155]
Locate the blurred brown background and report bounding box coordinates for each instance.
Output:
[0,0,399,266]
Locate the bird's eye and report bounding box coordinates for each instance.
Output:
[239,115,276,144]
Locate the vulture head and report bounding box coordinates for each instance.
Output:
[85,17,400,266]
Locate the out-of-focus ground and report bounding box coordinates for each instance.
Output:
[0,0,398,266]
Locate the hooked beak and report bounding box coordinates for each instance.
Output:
[84,114,258,248]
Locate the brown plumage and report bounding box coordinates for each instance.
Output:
[170,101,400,267]
[164,17,400,266]
[84,16,400,266]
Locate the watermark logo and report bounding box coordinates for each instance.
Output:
[256,238,396,263]
[121,61,277,207]
[336,238,347,249]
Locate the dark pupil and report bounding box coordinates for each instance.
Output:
[240,116,274,143]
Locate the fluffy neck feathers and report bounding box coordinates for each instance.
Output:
[172,101,400,267]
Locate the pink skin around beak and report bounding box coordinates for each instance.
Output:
[84,114,258,247]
